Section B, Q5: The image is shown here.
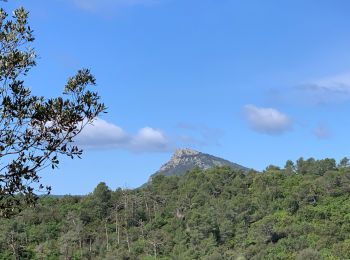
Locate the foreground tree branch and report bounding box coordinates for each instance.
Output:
[0,6,106,216]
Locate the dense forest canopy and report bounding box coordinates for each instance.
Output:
[0,157,349,259]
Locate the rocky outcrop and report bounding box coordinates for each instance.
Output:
[150,148,247,179]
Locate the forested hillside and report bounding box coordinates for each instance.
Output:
[1,158,350,259]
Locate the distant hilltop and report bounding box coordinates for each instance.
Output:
[149,148,248,180]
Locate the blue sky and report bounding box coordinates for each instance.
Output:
[4,0,350,194]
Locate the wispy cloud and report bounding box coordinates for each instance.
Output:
[72,0,162,13]
[75,118,171,152]
[175,123,224,147]
[303,72,350,93]
[243,105,293,135]
[266,72,350,107]
[295,72,350,105]
[313,123,332,140]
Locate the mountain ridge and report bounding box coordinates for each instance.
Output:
[149,148,248,181]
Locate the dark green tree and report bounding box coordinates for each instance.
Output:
[284,160,295,174]
[339,157,349,168]
[92,182,112,218]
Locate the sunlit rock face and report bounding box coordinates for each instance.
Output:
[151,148,248,179]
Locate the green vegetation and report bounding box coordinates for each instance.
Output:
[0,5,105,215]
[0,157,349,259]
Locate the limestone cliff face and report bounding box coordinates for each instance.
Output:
[151,148,248,179]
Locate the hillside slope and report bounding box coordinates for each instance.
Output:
[1,158,349,259]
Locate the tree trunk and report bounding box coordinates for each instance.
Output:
[139,220,144,237]
[10,232,19,260]
[105,221,109,251]
[79,238,82,258]
[116,213,120,245]
[153,243,157,259]
[153,201,158,218]
[145,200,151,219]
[125,229,131,253]
[131,198,134,219]
[64,241,69,260]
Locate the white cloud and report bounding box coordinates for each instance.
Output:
[243,105,292,135]
[75,118,171,152]
[130,127,170,152]
[75,119,226,152]
[75,118,129,149]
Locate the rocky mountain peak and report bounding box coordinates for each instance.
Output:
[151,148,248,179]
[173,148,200,158]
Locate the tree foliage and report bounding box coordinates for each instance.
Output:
[0,5,105,216]
[1,158,350,259]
